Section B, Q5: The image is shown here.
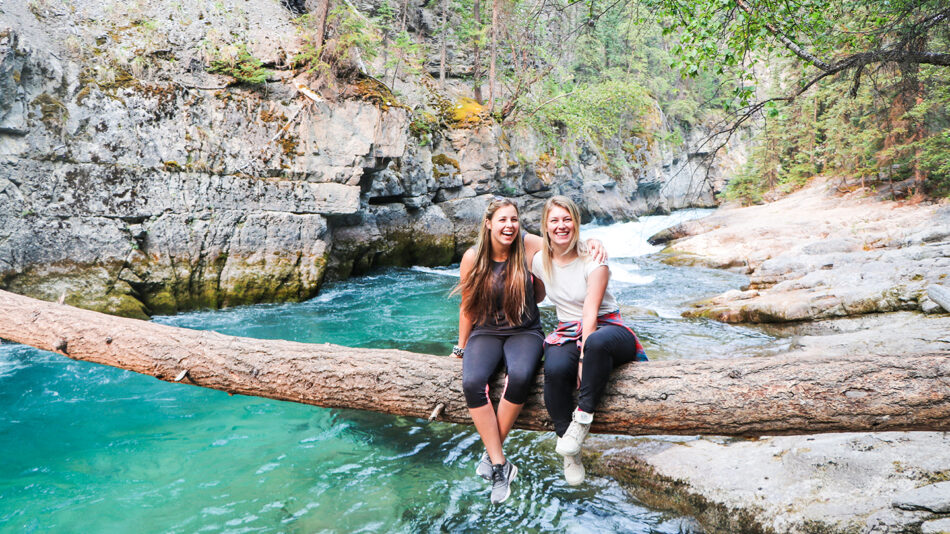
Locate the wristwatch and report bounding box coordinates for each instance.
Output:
[452,345,465,358]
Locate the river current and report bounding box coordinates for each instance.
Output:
[0,210,783,533]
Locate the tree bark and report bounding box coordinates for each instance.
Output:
[488,0,498,111]
[439,0,447,87]
[473,0,482,103]
[1,290,949,437]
[312,0,332,53]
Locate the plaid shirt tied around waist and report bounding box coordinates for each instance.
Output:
[544,310,648,361]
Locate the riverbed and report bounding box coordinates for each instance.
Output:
[0,210,785,533]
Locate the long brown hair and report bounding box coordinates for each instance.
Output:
[541,195,587,281]
[453,197,529,326]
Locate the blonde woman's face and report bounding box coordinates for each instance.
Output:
[545,205,575,247]
[487,205,519,249]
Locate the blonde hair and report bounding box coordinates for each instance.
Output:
[540,195,587,280]
[452,197,529,326]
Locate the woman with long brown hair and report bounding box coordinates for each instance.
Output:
[453,197,544,505]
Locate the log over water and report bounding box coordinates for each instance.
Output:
[1,289,948,436]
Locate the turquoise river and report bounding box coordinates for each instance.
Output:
[0,211,786,533]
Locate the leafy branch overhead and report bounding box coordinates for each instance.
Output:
[654,0,949,104]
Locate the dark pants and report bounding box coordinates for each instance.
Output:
[462,332,543,408]
[543,324,642,437]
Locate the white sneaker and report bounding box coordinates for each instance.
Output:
[563,454,585,486]
[555,409,593,457]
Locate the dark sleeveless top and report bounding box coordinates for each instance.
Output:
[470,260,542,337]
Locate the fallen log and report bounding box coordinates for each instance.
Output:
[1,289,948,436]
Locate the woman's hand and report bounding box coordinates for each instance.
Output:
[585,238,608,264]
[577,359,583,389]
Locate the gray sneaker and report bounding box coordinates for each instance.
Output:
[555,410,593,457]
[490,461,518,504]
[476,451,491,480]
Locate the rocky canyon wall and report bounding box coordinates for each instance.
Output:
[0,0,728,317]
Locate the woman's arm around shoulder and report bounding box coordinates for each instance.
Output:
[524,232,543,260]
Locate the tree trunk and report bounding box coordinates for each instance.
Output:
[1,290,949,437]
[488,0,498,111]
[473,0,482,103]
[313,0,331,53]
[439,0,447,87]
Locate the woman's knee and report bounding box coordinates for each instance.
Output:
[583,329,613,358]
[544,352,575,381]
[463,376,489,408]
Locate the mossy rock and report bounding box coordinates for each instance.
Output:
[349,77,409,112]
[447,97,487,128]
[431,153,460,171]
[375,231,455,268]
[3,263,149,319]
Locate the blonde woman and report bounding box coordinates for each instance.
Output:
[530,195,647,486]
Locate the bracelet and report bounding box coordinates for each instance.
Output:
[452,345,465,357]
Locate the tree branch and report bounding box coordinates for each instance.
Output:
[733,0,833,71]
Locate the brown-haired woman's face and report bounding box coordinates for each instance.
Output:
[487,205,519,249]
[545,204,575,247]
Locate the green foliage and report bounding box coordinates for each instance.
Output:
[385,30,426,76]
[723,59,950,202]
[506,3,726,172]
[409,110,439,146]
[207,43,272,84]
[290,6,383,79]
[527,78,653,165]
[329,5,381,63]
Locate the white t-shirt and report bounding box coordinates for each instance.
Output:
[530,251,619,322]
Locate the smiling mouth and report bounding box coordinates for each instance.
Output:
[500,228,515,237]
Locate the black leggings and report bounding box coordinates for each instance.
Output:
[543,324,642,437]
[462,332,543,408]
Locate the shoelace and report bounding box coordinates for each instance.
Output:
[491,464,506,484]
[565,423,586,441]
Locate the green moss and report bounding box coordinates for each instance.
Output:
[278,135,299,157]
[32,93,68,130]
[75,84,93,105]
[13,70,21,84]
[375,231,455,268]
[350,78,409,112]
[145,289,178,315]
[448,97,486,127]
[164,161,183,171]
[260,108,286,123]
[431,154,460,170]
[2,261,149,319]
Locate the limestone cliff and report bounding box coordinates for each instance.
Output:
[0,0,727,317]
